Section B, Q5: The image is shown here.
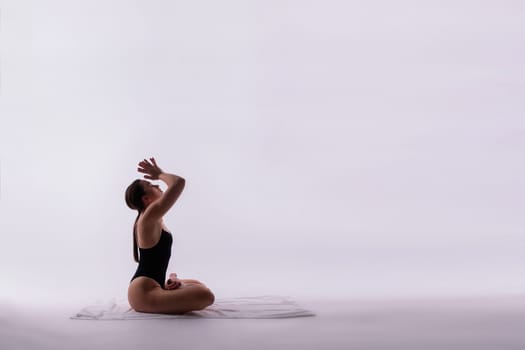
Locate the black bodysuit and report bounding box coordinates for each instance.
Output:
[130,229,173,289]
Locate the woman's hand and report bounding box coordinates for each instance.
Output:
[165,272,182,290]
[138,157,163,180]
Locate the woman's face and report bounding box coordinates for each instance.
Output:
[141,180,163,205]
[144,180,163,194]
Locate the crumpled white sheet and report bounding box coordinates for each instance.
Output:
[71,295,315,320]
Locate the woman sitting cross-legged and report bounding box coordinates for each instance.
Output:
[125,157,215,314]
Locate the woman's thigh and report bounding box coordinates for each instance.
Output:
[129,276,214,314]
[149,284,215,314]
[128,276,161,311]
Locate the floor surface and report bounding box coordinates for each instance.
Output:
[2,295,525,350]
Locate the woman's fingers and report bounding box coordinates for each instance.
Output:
[138,159,153,168]
[166,281,182,290]
[138,158,158,177]
[167,275,180,284]
[137,157,162,180]
[138,158,159,172]
[166,273,183,290]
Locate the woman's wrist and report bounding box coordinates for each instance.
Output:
[159,172,184,185]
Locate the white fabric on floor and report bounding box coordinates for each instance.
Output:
[3,295,525,349]
[71,295,316,320]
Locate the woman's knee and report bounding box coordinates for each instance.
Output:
[191,286,215,309]
[133,285,215,314]
[205,288,215,305]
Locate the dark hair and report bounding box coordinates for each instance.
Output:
[125,179,147,263]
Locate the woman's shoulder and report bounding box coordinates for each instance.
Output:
[135,216,163,247]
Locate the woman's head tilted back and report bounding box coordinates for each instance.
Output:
[125,179,147,213]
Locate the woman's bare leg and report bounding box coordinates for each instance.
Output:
[166,272,207,289]
[129,277,214,314]
[150,284,215,314]
[180,279,207,287]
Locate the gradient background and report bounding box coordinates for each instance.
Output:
[1,0,524,306]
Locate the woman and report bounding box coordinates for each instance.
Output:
[125,157,215,314]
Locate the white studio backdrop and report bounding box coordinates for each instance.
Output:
[0,0,524,306]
